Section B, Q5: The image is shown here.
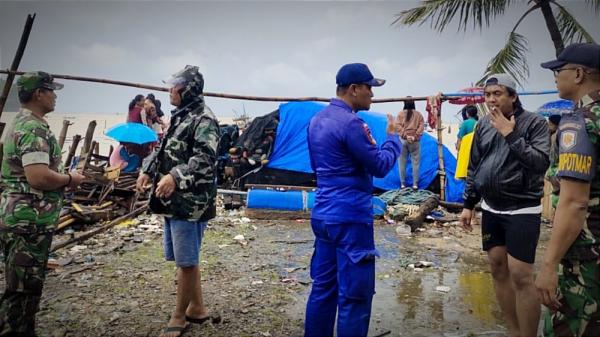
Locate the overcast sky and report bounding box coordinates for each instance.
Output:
[1,1,599,122]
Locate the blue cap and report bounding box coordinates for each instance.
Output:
[541,43,600,70]
[336,63,385,87]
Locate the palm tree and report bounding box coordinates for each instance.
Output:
[392,0,599,85]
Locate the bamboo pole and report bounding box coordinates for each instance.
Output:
[0,70,430,103]
[0,70,559,104]
[433,97,446,201]
[51,205,148,252]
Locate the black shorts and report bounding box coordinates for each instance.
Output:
[481,210,541,264]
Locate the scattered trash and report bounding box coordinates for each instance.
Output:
[69,245,87,253]
[251,280,264,285]
[435,286,451,293]
[283,267,302,273]
[233,234,248,246]
[395,224,411,236]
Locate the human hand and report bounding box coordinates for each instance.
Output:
[67,171,85,189]
[489,106,515,137]
[136,173,151,193]
[155,174,176,199]
[459,208,473,232]
[386,114,396,134]
[535,264,561,311]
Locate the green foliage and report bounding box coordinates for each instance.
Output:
[393,0,597,86]
[480,32,529,86]
[392,0,510,32]
[554,3,596,43]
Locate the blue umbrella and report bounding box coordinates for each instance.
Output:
[535,99,573,118]
[105,122,158,144]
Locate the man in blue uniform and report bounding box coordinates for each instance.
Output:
[304,63,401,337]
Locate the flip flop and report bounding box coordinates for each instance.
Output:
[186,313,222,325]
[162,324,190,337]
[185,315,211,324]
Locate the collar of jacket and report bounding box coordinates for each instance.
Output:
[577,90,600,109]
[330,98,353,113]
[171,97,205,119]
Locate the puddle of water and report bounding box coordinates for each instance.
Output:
[285,225,507,336]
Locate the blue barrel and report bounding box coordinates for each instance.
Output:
[247,189,313,211]
[247,188,383,215]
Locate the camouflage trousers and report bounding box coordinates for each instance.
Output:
[544,259,600,337]
[0,229,53,337]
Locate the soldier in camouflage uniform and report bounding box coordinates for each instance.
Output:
[0,72,84,336]
[537,43,600,336]
[136,65,219,337]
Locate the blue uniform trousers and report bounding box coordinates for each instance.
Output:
[304,219,379,337]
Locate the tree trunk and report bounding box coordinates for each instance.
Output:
[538,0,564,56]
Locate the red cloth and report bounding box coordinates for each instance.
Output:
[425,94,442,128]
[127,106,142,123]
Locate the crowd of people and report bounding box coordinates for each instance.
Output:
[0,41,598,337]
[109,92,168,173]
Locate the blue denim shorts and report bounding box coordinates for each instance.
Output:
[163,218,208,267]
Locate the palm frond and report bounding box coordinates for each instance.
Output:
[585,0,600,14]
[479,32,529,86]
[553,2,596,43]
[392,0,510,32]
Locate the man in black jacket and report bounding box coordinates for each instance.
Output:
[460,74,550,337]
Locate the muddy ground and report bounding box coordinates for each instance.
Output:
[1,209,551,337]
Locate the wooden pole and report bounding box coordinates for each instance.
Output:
[51,205,148,252]
[80,120,97,156]
[0,14,36,164]
[0,14,36,125]
[436,101,446,201]
[57,119,72,149]
[64,134,81,169]
[0,70,430,103]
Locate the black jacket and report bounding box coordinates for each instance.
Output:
[463,108,550,211]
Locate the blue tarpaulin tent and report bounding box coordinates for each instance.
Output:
[267,101,465,202]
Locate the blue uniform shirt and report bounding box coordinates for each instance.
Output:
[308,99,401,224]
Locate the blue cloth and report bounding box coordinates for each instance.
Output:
[267,101,465,202]
[163,218,207,267]
[305,219,378,337]
[119,146,141,173]
[457,118,477,139]
[307,99,401,224]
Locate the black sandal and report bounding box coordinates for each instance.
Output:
[162,324,190,337]
[185,315,210,324]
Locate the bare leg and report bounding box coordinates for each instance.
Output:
[488,246,520,337]
[160,266,197,337]
[507,254,540,337]
[185,268,209,320]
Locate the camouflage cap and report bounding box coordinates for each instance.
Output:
[17,71,64,91]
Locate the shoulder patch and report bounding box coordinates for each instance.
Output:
[560,130,577,151]
[362,123,376,145]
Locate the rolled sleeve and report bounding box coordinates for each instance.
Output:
[21,151,50,166]
[18,125,52,167]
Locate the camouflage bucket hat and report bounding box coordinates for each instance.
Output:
[17,71,64,91]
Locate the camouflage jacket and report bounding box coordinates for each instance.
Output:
[0,108,64,232]
[142,100,219,221]
[555,90,600,261]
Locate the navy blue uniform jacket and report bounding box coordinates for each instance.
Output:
[308,99,401,224]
